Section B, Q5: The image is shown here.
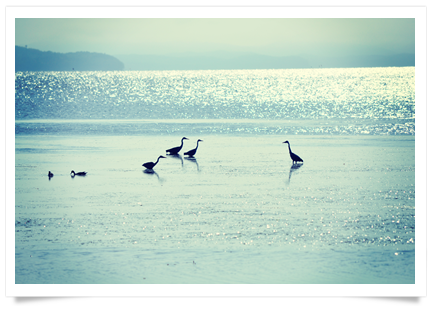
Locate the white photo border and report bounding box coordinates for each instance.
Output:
[5,5,427,297]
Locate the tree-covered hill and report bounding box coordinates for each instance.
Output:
[15,46,124,71]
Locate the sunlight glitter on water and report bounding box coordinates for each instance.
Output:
[15,67,414,121]
[14,67,416,284]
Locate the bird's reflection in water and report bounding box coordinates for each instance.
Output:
[287,163,303,186]
[143,169,163,182]
[185,156,200,171]
[291,163,303,170]
[168,154,184,167]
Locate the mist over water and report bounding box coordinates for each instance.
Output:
[14,67,415,285]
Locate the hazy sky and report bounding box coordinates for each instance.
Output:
[15,18,415,57]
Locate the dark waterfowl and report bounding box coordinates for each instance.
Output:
[142,156,166,170]
[70,170,87,177]
[166,137,189,155]
[184,139,203,157]
[48,171,54,178]
[283,141,303,164]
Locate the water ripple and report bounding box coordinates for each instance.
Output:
[15,68,415,126]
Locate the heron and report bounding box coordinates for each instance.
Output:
[70,170,87,177]
[184,139,203,157]
[142,156,166,170]
[282,141,303,164]
[166,137,189,155]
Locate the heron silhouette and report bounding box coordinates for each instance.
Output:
[142,156,165,170]
[184,139,203,157]
[166,137,189,155]
[283,141,303,164]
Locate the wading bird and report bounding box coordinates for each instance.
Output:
[48,171,54,179]
[142,156,166,170]
[70,170,87,177]
[166,137,189,155]
[184,139,203,157]
[283,141,303,164]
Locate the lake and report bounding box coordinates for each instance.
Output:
[14,67,416,285]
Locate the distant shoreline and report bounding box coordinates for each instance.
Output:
[15,46,414,71]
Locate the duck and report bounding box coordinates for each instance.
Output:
[70,170,87,177]
[48,171,54,178]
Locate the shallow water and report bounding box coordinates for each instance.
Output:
[14,67,415,284]
[15,134,415,284]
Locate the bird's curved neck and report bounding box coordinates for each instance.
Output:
[155,157,162,165]
[286,143,292,153]
[180,138,185,148]
[195,140,200,149]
